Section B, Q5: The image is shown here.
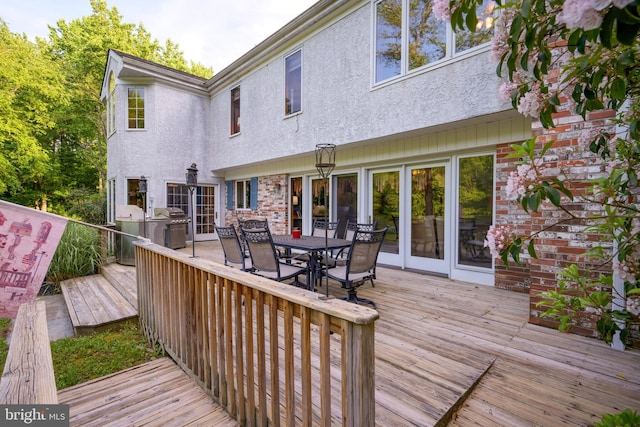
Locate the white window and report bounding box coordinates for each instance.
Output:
[285,50,302,115]
[374,0,495,84]
[231,86,240,135]
[127,87,145,129]
[236,179,251,210]
[107,73,116,136]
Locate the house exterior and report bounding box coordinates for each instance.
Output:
[102,1,612,336]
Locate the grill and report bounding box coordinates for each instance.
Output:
[155,208,188,249]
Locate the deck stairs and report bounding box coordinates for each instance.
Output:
[60,262,138,335]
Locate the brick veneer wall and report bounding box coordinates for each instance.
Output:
[494,65,617,336]
[224,174,290,235]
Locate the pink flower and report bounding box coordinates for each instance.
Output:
[499,82,517,102]
[505,162,545,200]
[613,259,638,285]
[433,0,451,21]
[557,0,604,30]
[613,0,633,8]
[484,225,516,258]
[517,88,543,117]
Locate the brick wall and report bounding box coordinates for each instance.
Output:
[494,68,617,336]
[224,174,290,234]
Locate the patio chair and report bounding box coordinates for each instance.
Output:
[214,224,252,272]
[323,227,388,309]
[326,220,379,284]
[311,218,340,238]
[238,218,269,252]
[240,227,308,286]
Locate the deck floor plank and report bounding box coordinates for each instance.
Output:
[58,358,238,427]
[56,242,640,426]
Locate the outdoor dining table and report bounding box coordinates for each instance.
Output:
[272,234,351,291]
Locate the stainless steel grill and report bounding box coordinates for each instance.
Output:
[155,207,188,249]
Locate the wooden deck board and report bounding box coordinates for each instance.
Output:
[58,358,238,427]
[57,242,640,426]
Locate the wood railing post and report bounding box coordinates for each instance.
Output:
[343,321,376,427]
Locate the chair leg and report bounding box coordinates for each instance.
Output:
[344,288,376,309]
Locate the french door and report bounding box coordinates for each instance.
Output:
[193,185,217,241]
[369,169,401,266]
[405,163,449,274]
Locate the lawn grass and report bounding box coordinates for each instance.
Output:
[51,322,161,390]
[0,318,160,391]
[0,317,11,372]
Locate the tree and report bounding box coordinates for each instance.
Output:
[46,0,213,197]
[437,0,640,344]
[0,20,68,206]
[1,0,212,217]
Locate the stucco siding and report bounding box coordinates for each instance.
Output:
[208,3,512,172]
[107,82,209,209]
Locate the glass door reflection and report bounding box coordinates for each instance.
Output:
[372,171,400,254]
[410,166,445,260]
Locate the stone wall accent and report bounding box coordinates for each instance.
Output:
[224,174,290,234]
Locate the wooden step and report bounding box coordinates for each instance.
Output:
[60,274,137,335]
[100,263,137,308]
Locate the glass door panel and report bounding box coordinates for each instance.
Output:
[195,185,216,241]
[406,164,447,273]
[456,155,493,268]
[311,178,329,225]
[290,177,302,232]
[335,174,358,238]
[372,171,400,255]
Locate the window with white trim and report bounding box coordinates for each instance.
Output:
[236,179,251,210]
[374,0,495,84]
[285,50,302,115]
[231,86,240,135]
[127,87,145,129]
[107,73,116,136]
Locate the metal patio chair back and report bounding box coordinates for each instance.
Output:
[311,218,340,238]
[343,219,377,241]
[214,224,252,272]
[240,227,308,284]
[325,227,388,308]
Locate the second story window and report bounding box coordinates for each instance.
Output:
[127,87,145,129]
[374,0,495,84]
[285,50,302,115]
[231,86,240,135]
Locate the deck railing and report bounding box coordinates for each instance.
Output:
[134,241,379,426]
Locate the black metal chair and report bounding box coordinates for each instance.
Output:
[323,227,388,309]
[238,218,269,252]
[327,220,379,284]
[310,218,340,238]
[240,227,308,285]
[214,224,252,272]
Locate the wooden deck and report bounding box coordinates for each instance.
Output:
[57,358,238,426]
[182,241,640,426]
[57,241,640,426]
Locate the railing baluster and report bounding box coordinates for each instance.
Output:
[235,281,246,424]
[244,286,256,427]
[134,242,378,427]
[269,296,281,426]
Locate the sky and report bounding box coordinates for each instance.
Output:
[1,0,318,72]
